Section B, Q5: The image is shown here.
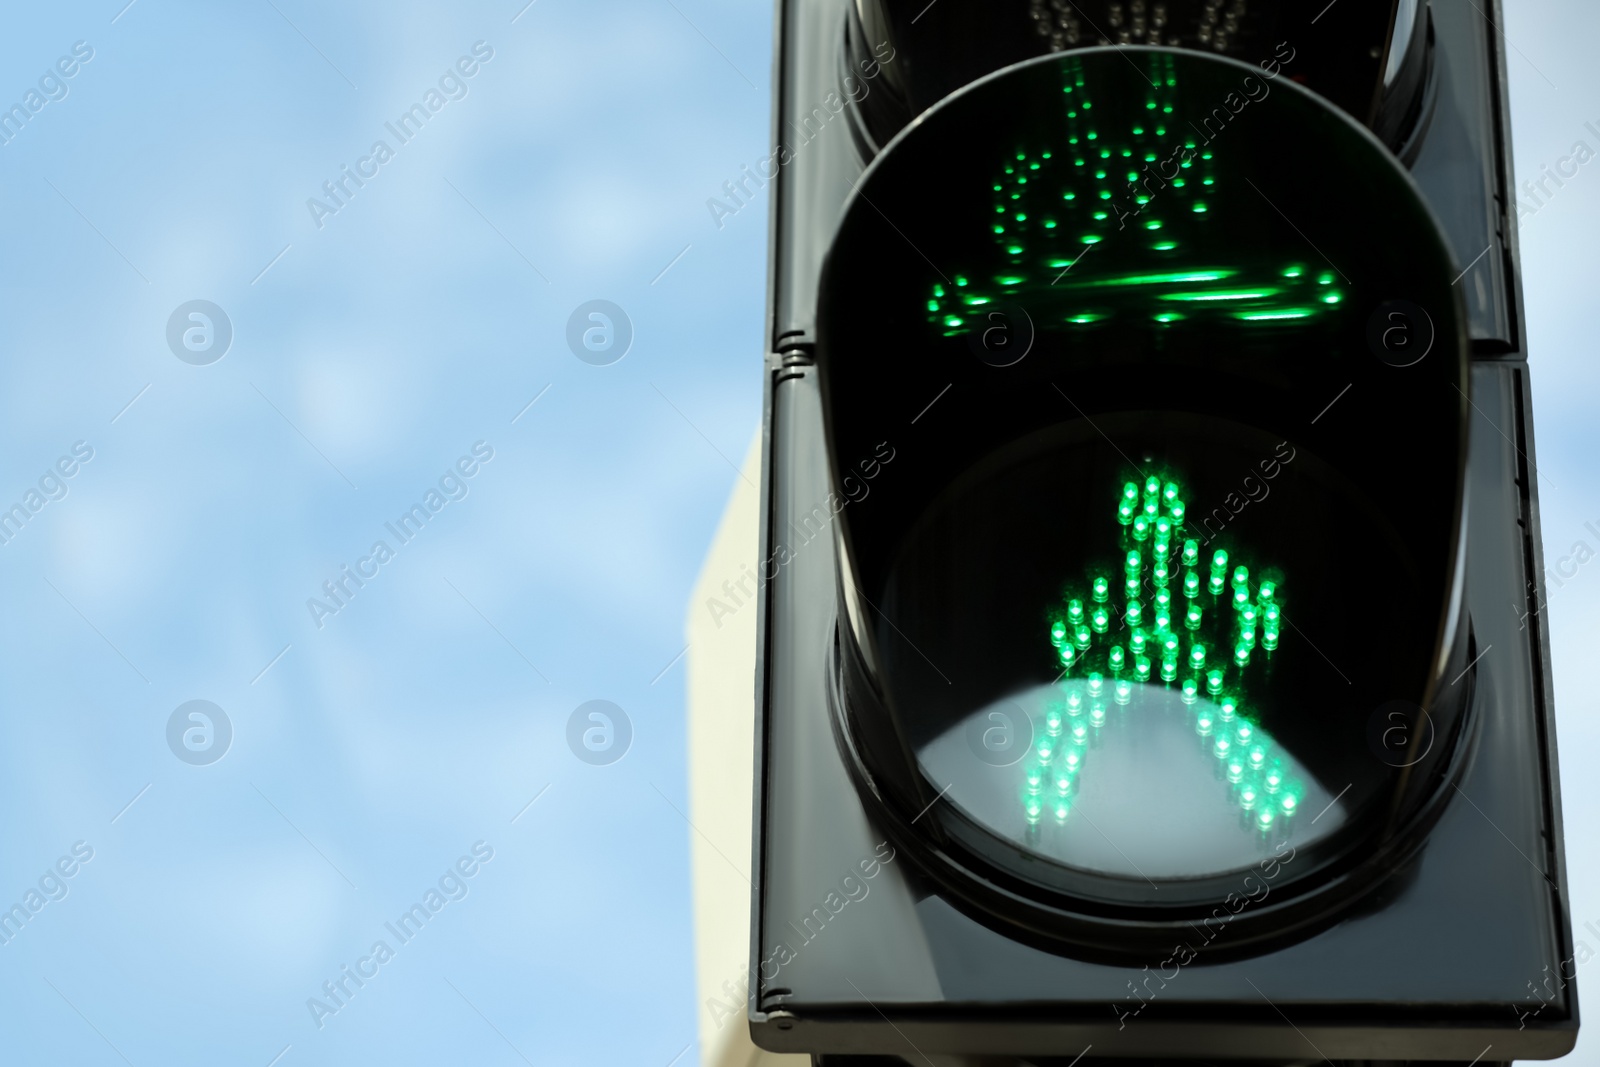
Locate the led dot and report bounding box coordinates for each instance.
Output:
[1075,625,1092,650]
[1045,710,1063,736]
[1050,620,1067,645]
[1189,644,1206,670]
[1181,679,1198,704]
[1228,759,1245,785]
[1089,705,1107,727]
[1234,643,1250,668]
[1248,745,1267,770]
[1193,203,1207,213]
[1160,658,1178,682]
[1055,799,1072,822]
[1281,793,1299,816]
[1126,551,1142,575]
[1212,550,1228,573]
[1214,736,1232,760]
[1114,679,1132,705]
[1025,796,1043,822]
[1135,656,1152,682]
[1133,516,1150,541]
[1110,646,1126,671]
[1233,588,1250,609]
[1066,691,1083,714]
[1058,644,1074,666]
[1126,601,1144,627]
[1206,669,1224,695]
[1068,599,1085,624]
[1036,737,1055,761]
[1236,723,1254,745]
[1196,712,1214,736]
[1025,764,1044,790]
[1209,572,1226,596]
[1186,604,1202,630]
[1130,631,1147,655]
[1087,672,1104,697]
[1259,582,1276,604]
[1240,784,1260,809]
[1183,571,1201,599]
[1091,607,1109,634]
[1093,576,1110,602]
[1118,502,1135,525]
[1071,722,1089,745]
[1256,809,1275,833]
[1220,698,1238,721]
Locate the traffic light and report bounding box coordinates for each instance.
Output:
[753,2,1574,1065]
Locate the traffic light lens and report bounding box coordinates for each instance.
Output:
[820,45,1468,913]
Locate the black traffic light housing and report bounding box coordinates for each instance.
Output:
[750,2,1575,1063]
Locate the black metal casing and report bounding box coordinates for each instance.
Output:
[749,2,1575,1063]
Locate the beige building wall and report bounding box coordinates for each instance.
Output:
[685,431,810,1067]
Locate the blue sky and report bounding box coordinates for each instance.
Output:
[0,1,1594,1065]
[0,1,768,1064]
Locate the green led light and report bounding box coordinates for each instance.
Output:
[1256,809,1275,833]
[1050,620,1067,645]
[1214,736,1231,760]
[1114,678,1132,705]
[1082,234,1104,244]
[1263,628,1279,651]
[1160,289,1282,302]
[1093,576,1110,602]
[1234,643,1250,668]
[1089,704,1107,727]
[1134,656,1151,682]
[1248,745,1267,770]
[1122,481,1139,503]
[1280,792,1299,817]
[1186,603,1202,630]
[1232,565,1249,588]
[1192,202,1208,213]
[1182,540,1199,567]
[1219,697,1237,722]
[1318,271,1335,285]
[1153,241,1178,251]
[1006,245,1024,255]
[1126,550,1142,575]
[1058,644,1074,666]
[1024,796,1043,822]
[1145,220,1163,230]
[1227,758,1245,785]
[1160,658,1178,682]
[1209,572,1226,596]
[1067,599,1085,624]
[1236,308,1317,321]
[961,295,991,307]
[1239,783,1259,810]
[1171,501,1186,525]
[1233,588,1250,609]
[1181,678,1198,704]
[1130,631,1147,655]
[1207,669,1224,695]
[944,316,963,327]
[1189,645,1206,670]
[1211,549,1228,573]
[1153,312,1181,324]
[1284,265,1304,278]
[1126,601,1144,627]
[1321,291,1342,304]
[1110,645,1126,671]
[1066,691,1083,715]
[1235,723,1254,746]
[1183,571,1201,598]
[1045,709,1063,736]
[1075,625,1092,650]
[1091,607,1109,634]
[1133,515,1150,541]
[1087,672,1104,698]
